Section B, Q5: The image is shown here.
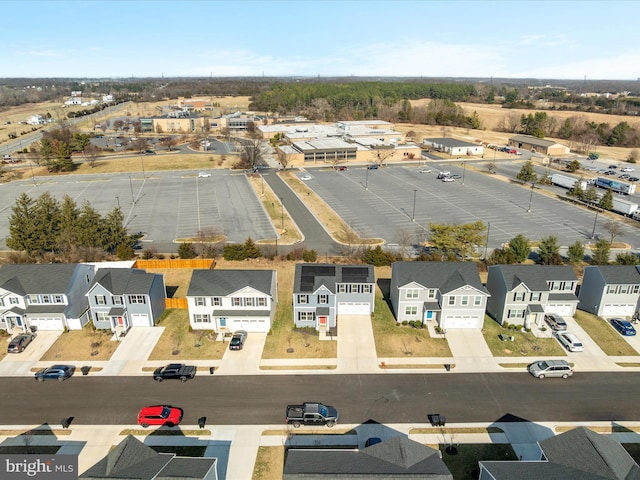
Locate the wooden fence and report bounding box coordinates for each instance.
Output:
[165,298,188,309]
[133,259,215,269]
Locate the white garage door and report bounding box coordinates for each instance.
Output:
[546,304,573,316]
[443,316,480,329]
[29,317,64,330]
[230,318,268,333]
[338,303,370,315]
[602,304,635,316]
[131,314,150,327]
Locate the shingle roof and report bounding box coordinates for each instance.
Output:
[187,269,275,297]
[587,265,640,285]
[0,264,79,294]
[91,268,159,295]
[491,265,577,291]
[294,264,374,294]
[283,436,452,479]
[392,262,488,294]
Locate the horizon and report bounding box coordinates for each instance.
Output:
[4,0,640,80]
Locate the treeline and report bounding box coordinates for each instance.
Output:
[7,192,135,259]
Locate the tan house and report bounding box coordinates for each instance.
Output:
[508,135,570,156]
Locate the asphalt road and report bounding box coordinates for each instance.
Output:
[0,372,636,426]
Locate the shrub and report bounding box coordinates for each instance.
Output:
[402,320,409,326]
[302,249,318,262]
[178,242,197,259]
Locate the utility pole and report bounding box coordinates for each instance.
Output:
[412,189,417,221]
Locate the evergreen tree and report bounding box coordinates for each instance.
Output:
[58,195,80,251]
[516,161,537,183]
[591,239,611,265]
[33,192,61,253]
[242,237,262,259]
[77,201,104,247]
[7,193,38,254]
[615,252,639,265]
[566,241,585,264]
[537,235,563,265]
[583,185,599,205]
[598,188,614,210]
[104,207,127,252]
[178,242,197,259]
[506,234,531,263]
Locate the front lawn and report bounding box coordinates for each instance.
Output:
[253,446,284,480]
[482,316,566,357]
[41,326,119,361]
[574,310,639,356]
[440,443,517,480]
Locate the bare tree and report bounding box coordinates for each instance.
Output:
[603,219,625,244]
[395,229,414,259]
[372,145,396,166]
[239,138,265,170]
[160,136,178,151]
[277,147,295,170]
[132,138,149,152]
[506,113,520,133]
[83,144,101,168]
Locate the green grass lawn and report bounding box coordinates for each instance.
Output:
[440,443,517,480]
[482,316,566,357]
[574,310,639,356]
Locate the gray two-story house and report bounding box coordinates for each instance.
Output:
[390,262,489,329]
[578,265,640,318]
[86,268,166,333]
[0,263,96,332]
[486,265,579,328]
[293,264,375,332]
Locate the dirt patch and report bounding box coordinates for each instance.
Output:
[41,328,119,361]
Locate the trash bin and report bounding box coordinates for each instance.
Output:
[444,364,451,372]
[209,367,215,375]
[30,326,38,333]
[81,366,91,376]
[198,416,206,429]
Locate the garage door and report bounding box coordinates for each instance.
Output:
[443,316,480,329]
[28,317,64,330]
[230,318,268,333]
[546,304,573,316]
[131,314,150,327]
[602,304,635,316]
[338,303,370,315]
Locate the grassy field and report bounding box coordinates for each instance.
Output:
[574,310,639,356]
[40,326,119,361]
[482,316,567,357]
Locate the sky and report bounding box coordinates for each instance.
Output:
[3,0,640,80]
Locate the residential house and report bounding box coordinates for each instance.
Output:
[86,268,166,333]
[284,435,453,479]
[292,263,375,332]
[390,262,489,329]
[26,115,45,125]
[0,264,96,332]
[479,426,640,479]
[186,269,277,333]
[578,265,640,317]
[486,265,579,328]
[80,434,218,480]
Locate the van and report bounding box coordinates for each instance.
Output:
[528,359,573,379]
[555,331,584,352]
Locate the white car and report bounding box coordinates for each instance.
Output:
[442,177,455,182]
[419,168,431,173]
[198,172,211,178]
[555,331,584,352]
[621,167,635,172]
[300,174,312,181]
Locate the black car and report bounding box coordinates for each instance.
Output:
[143,149,156,155]
[229,330,248,350]
[7,333,36,353]
[630,177,639,182]
[34,365,76,382]
[367,164,379,170]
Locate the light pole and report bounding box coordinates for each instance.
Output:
[365,167,369,190]
[29,162,36,186]
[591,208,600,239]
[412,189,417,221]
[116,196,120,209]
[527,183,535,212]
[484,221,491,259]
[280,197,284,231]
[261,175,264,196]
[129,176,135,204]
[140,156,145,179]
[462,161,466,185]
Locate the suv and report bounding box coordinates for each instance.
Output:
[555,331,584,352]
[437,171,451,179]
[528,360,573,379]
[229,330,247,350]
[7,333,36,353]
[544,314,567,331]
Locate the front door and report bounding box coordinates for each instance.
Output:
[117,316,124,326]
[319,316,327,329]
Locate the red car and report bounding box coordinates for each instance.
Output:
[336,166,347,171]
[137,405,183,428]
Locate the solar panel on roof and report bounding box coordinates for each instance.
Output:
[342,266,369,282]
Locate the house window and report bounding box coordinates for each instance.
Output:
[318,294,328,304]
[461,296,469,306]
[112,296,123,305]
[297,295,309,304]
[27,295,38,304]
[95,312,109,323]
[427,289,436,299]
[620,285,630,294]
[211,297,222,306]
[633,285,640,294]
[513,292,525,302]
[448,296,455,306]
[128,295,146,304]
[9,297,18,305]
[54,295,64,303]
[362,285,372,293]
[232,298,242,307]
[405,306,418,315]
[95,295,106,305]
[406,289,419,299]
[257,298,267,307]
[298,311,315,321]
[244,297,254,307]
[474,296,482,306]
[530,292,541,301]
[337,285,346,293]
[607,285,618,294]
[193,314,211,323]
[507,309,525,318]
[195,297,206,306]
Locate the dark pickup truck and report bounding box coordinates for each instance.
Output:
[153,363,197,382]
[285,402,339,428]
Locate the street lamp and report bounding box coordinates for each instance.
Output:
[527,183,535,212]
[140,156,145,179]
[365,167,369,190]
[129,176,135,204]
[591,208,600,239]
[280,197,284,231]
[462,161,466,185]
[484,221,491,259]
[116,196,120,209]
[412,189,417,221]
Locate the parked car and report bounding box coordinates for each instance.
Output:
[419,168,431,173]
[300,174,312,181]
[621,167,635,172]
[143,149,156,155]
[137,405,183,428]
[585,166,599,171]
[629,177,639,182]
[442,177,455,182]
[544,314,567,331]
[153,363,197,382]
[7,332,36,353]
[229,330,248,351]
[450,174,462,179]
[436,171,451,179]
[336,166,347,171]
[197,172,211,178]
[610,318,636,336]
[528,360,573,379]
[555,331,584,352]
[34,365,76,382]
[367,164,379,170]
[609,165,618,169]
[620,173,631,179]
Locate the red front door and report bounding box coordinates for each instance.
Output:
[319,316,327,328]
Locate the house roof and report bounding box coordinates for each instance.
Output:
[585,265,640,285]
[187,269,275,297]
[283,436,452,479]
[80,435,216,480]
[489,265,577,291]
[424,137,481,148]
[392,262,488,295]
[479,427,640,480]
[91,269,159,295]
[294,264,374,294]
[0,264,80,295]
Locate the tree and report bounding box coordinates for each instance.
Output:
[516,161,537,183]
[506,234,531,263]
[362,245,397,266]
[628,149,639,164]
[615,252,639,265]
[132,138,149,152]
[583,185,599,205]
[486,161,497,174]
[82,144,101,168]
[591,239,611,265]
[603,219,624,244]
[372,145,396,167]
[238,138,264,170]
[566,240,585,264]
[242,237,262,259]
[598,188,614,210]
[537,235,563,265]
[486,247,516,265]
[566,159,581,172]
[429,221,486,259]
[6,193,38,254]
[568,180,585,200]
[160,136,178,151]
[32,192,61,253]
[178,242,197,259]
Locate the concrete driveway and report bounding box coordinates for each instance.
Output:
[217,332,267,375]
[562,316,619,371]
[0,330,62,376]
[336,315,378,373]
[445,329,501,372]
